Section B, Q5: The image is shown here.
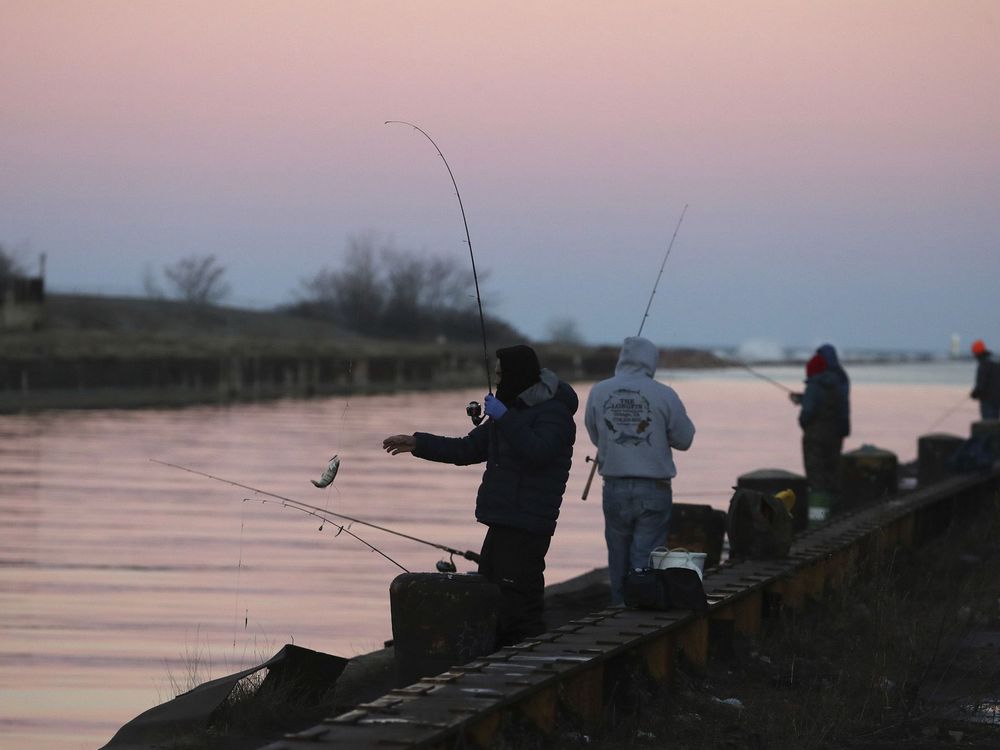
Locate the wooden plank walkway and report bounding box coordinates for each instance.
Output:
[260,465,1000,750]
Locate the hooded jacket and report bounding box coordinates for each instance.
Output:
[412,369,578,536]
[972,351,1000,406]
[815,344,851,438]
[585,337,695,479]
[798,369,843,437]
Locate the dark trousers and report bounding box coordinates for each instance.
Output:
[478,524,551,647]
[980,401,1000,421]
[803,434,844,494]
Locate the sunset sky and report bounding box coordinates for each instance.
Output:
[2,1,997,352]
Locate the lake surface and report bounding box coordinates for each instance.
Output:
[0,360,980,750]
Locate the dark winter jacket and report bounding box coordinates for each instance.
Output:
[972,352,1000,407]
[413,369,578,536]
[816,344,851,437]
[799,370,845,439]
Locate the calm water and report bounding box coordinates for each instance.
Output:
[0,361,980,749]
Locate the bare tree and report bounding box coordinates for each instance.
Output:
[295,234,518,342]
[0,243,26,284]
[161,255,230,305]
[300,236,386,334]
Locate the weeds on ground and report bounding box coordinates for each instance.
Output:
[153,636,338,749]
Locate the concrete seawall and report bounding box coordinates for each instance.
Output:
[260,448,1000,749]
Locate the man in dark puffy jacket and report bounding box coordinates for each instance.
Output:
[382,345,578,646]
[790,344,851,514]
[970,339,1000,420]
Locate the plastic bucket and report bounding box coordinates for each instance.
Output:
[649,547,707,579]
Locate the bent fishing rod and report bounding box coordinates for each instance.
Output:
[584,204,689,499]
[151,459,482,563]
[386,120,492,425]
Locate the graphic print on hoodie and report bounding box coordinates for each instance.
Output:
[600,388,654,446]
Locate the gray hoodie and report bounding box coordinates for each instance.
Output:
[584,337,695,479]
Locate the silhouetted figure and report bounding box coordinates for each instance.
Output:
[383,345,577,646]
[790,344,850,508]
[584,337,695,606]
[970,339,1000,420]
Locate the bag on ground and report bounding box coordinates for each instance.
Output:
[623,566,708,612]
[726,487,794,559]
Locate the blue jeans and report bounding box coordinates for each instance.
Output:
[602,477,673,606]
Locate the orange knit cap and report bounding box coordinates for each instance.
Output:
[971,339,986,355]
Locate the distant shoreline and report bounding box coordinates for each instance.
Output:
[0,292,951,414]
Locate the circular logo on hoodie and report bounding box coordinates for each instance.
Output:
[601,388,653,446]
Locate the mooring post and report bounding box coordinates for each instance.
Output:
[917,433,964,486]
[736,468,810,530]
[839,445,898,511]
[971,420,1000,459]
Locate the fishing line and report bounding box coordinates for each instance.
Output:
[385,120,492,399]
[232,506,246,651]
[151,459,481,563]
[925,391,972,433]
[637,204,688,337]
[321,358,354,513]
[243,497,409,573]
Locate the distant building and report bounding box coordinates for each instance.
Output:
[0,275,45,330]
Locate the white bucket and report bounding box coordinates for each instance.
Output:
[649,547,707,579]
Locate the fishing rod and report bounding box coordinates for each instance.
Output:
[385,120,492,426]
[243,496,409,573]
[637,204,688,337]
[584,204,688,499]
[725,358,795,395]
[151,459,482,564]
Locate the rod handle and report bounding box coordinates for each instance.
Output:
[581,455,599,501]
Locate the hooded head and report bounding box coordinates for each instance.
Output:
[614,336,659,378]
[816,343,841,371]
[806,353,827,378]
[972,339,987,356]
[495,345,542,407]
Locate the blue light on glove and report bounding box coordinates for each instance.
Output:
[484,394,507,420]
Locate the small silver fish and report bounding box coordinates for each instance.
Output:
[311,455,341,488]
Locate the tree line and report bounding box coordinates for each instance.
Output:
[286,235,521,343]
[2,237,523,344]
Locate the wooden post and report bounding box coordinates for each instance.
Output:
[466,711,501,748]
[676,618,709,671]
[520,685,558,735]
[641,631,676,681]
[562,664,605,732]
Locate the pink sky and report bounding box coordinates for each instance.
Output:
[2,1,998,350]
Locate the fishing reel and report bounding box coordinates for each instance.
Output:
[436,554,457,573]
[466,400,484,426]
